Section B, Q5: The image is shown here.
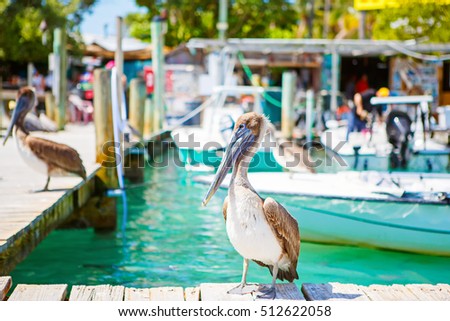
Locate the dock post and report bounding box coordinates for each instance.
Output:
[143,97,153,138]
[93,68,118,230]
[44,92,56,122]
[281,71,296,139]
[94,69,119,189]
[129,78,146,136]
[126,78,146,183]
[53,28,67,130]
[151,16,165,133]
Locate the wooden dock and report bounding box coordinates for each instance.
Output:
[1,277,449,301]
[0,124,100,275]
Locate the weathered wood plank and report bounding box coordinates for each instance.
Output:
[200,283,303,301]
[406,284,450,301]
[184,287,200,301]
[0,276,12,300]
[69,285,125,301]
[8,284,67,301]
[361,285,418,301]
[267,283,305,300]
[302,283,369,301]
[150,287,184,301]
[124,288,151,301]
[200,283,254,301]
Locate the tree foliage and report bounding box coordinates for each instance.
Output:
[127,0,365,46]
[0,0,97,62]
[372,2,450,42]
[127,0,300,47]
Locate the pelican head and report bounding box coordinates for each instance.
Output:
[2,87,37,145]
[202,112,267,206]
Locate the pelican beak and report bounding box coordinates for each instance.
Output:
[2,93,30,145]
[202,125,256,206]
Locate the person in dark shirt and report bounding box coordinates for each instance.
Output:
[347,87,389,140]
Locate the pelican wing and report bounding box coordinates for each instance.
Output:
[222,196,229,221]
[263,197,300,282]
[26,136,87,179]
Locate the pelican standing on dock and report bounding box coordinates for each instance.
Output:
[2,87,86,191]
[202,112,300,299]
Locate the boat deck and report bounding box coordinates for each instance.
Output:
[0,124,99,275]
[1,277,449,301]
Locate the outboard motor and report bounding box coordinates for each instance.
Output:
[386,110,412,169]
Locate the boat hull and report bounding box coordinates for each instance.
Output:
[278,195,450,256]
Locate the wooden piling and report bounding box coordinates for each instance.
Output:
[129,78,146,137]
[143,97,153,138]
[281,71,296,139]
[44,92,56,122]
[93,69,119,190]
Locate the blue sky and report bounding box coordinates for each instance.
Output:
[80,0,145,35]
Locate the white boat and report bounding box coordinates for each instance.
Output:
[195,171,450,256]
[171,86,282,172]
[320,95,450,172]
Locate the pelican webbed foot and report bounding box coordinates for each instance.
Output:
[256,285,276,300]
[227,283,259,295]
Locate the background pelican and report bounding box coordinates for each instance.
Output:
[2,87,86,191]
[203,112,300,299]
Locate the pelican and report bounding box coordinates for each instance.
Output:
[2,87,86,191]
[202,112,300,299]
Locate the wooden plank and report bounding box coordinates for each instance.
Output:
[69,285,125,301]
[200,283,254,301]
[185,287,200,301]
[361,284,419,301]
[150,287,184,301]
[267,283,305,300]
[200,283,303,301]
[8,284,67,301]
[406,284,450,301]
[0,276,12,300]
[302,283,369,301]
[124,288,151,301]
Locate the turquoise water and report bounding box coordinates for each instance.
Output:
[10,148,450,288]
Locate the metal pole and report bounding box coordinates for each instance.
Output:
[307,0,315,38]
[115,17,124,84]
[359,11,366,39]
[281,71,296,139]
[218,0,228,41]
[151,17,165,132]
[323,0,331,39]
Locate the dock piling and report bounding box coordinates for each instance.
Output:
[129,78,146,137]
[281,71,297,139]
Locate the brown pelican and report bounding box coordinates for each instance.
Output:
[202,112,300,299]
[2,87,86,191]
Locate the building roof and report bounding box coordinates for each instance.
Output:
[81,34,170,60]
[187,38,450,61]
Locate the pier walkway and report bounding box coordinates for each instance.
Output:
[1,276,449,300]
[0,124,99,275]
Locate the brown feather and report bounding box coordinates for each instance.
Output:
[262,197,300,282]
[222,196,228,221]
[26,136,86,179]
